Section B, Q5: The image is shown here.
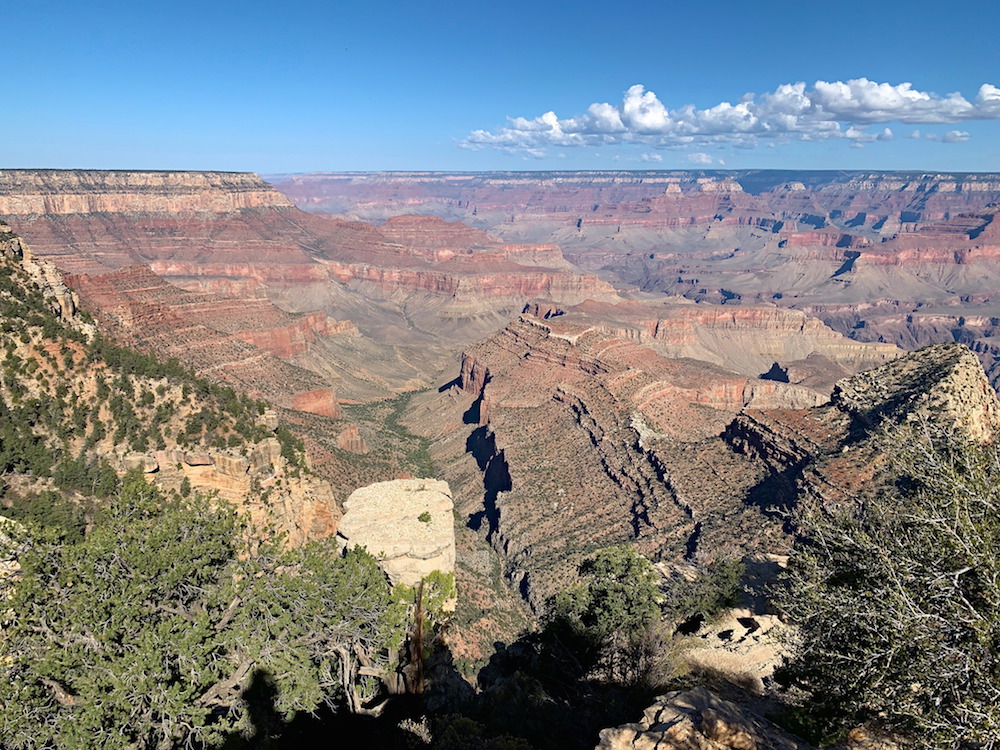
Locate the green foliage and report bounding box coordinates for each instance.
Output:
[550,544,661,640]
[275,425,308,471]
[431,715,535,750]
[543,545,668,689]
[0,475,407,749]
[775,421,1000,748]
[418,510,432,523]
[662,556,745,624]
[1,489,90,543]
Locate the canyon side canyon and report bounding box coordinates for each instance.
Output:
[3,169,1000,747]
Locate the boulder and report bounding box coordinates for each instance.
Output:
[595,687,810,750]
[249,438,282,475]
[123,452,159,473]
[260,408,280,432]
[337,478,455,588]
[212,453,250,478]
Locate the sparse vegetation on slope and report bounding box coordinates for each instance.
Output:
[776,420,1000,748]
[0,233,314,526]
[0,474,407,750]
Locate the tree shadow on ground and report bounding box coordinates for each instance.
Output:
[219,624,659,750]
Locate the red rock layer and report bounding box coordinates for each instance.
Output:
[65,265,345,415]
[0,169,292,215]
[0,171,616,309]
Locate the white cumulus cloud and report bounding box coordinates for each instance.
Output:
[461,78,999,156]
[686,152,714,164]
[926,130,971,143]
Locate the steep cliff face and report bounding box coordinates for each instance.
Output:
[451,302,900,606]
[0,225,340,546]
[725,343,1000,515]
[0,170,292,215]
[64,265,347,415]
[273,171,1000,394]
[0,170,622,401]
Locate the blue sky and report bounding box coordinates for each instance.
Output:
[4,0,999,172]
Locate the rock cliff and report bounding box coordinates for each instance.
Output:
[449,302,899,606]
[64,264,346,415]
[0,169,292,215]
[0,225,340,546]
[0,170,622,402]
[271,171,1000,393]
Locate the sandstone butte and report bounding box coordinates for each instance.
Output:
[336,479,456,589]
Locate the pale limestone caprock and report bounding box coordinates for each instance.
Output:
[337,478,455,587]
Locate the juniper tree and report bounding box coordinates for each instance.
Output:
[0,473,407,750]
[776,421,1000,748]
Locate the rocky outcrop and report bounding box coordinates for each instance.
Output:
[451,304,898,605]
[832,342,1000,441]
[337,479,456,587]
[1,222,86,326]
[721,342,1000,523]
[0,225,342,552]
[595,687,810,750]
[290,389,342,418]
[337,425,369,454]
[63,265,345,413]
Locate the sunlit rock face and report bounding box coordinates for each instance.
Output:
[337,479,456,588]
[271,171,1000,392]
[451,301,900,608]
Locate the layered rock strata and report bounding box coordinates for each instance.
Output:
[272,171,1000,392]
[0,170,621,400]
[64,264,343,415]
[452,304,900,606]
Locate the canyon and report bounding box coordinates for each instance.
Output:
[273,170,1000,392]
[2,168,989,611]
[4,169,1000,747]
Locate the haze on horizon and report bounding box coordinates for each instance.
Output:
[7,0,999,174]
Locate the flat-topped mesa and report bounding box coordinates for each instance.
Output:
[857,210,1000,265]
[0,170,293,215]
[832,342,1000,441]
